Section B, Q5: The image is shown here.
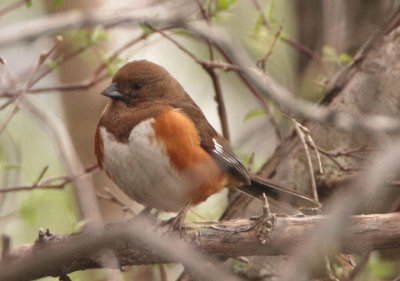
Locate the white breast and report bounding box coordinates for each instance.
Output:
[100,119,190,212]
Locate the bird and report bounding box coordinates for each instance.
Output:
[95,60,319,217]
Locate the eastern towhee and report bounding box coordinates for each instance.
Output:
[95,60,319,214]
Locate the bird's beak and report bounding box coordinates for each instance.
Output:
[101,83,124,100]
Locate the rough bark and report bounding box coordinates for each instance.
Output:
[222,6,400,281]
[1,213,400,281]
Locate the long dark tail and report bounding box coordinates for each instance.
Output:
[237,175,320,208]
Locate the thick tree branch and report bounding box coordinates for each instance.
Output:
[1,213,400,281]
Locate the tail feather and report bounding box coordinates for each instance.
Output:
[237,175,320,209]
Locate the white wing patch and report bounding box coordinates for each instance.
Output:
[100,119,190,212]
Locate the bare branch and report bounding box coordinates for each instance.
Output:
[2,213,400,281]
[20,97,103,228]
[0,164,98,193]
[292,119,319,201]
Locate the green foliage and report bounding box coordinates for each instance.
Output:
[90,26,108,44]
[64,26,108,49]
[339,53,353,63]
[215,0,237,11]
[314,74,329,92]
[322,46,353,65]
[212,12,234,23]
[357,252,398,280]
[47,59,60,70]
[251,0,290,47]
[18,195,38,226]
[0,162,22,170]
[265,0,275,22]
[139,24,152,35]
[25,0,32,7]
[101,53,126,77]
[0,144,22,171]
[210,0,236,23]
[243,108,266,122]
[253,0,277,35]
[52,0,64,7]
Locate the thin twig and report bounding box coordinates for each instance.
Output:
[0,96,21,135]
[151,25,231,139]
[25,35,63,91]
[0,36,62,136]
[212,43,283,141]
[0,99,14,111]
[251,0,317,60]
[306,140,373,172]
[29,74,108,93]
[324,256,339,281]
[194,0,230,139]
[292,119,319,201]
[251,0,271,29]
[306,135,324,174]
[0,164,98,193]
[296,122,324,174]
[257,25,282,70]
[0,0,29,17]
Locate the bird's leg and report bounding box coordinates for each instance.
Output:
[161,201,191,230]
[211,194,275,242]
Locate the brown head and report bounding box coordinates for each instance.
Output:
[101,60,184,106]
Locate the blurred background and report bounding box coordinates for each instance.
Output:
[0,0,399,280]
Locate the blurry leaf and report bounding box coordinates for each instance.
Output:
[0,162,22,170]
[243,108,266,122]
[64,26,108,49]
[314,74,329,92]
[265,0,275,22]
[25,0,32,7]
[322,46,352,65]
[47,59,59,70]
[322,45,339,63]
[102,53,126,77]
[361,252,397,280]
[64,29,90,49]
[90,26,108,44]
[278,30,290,40]
[252,13,263,35]
[19,196,38,226]
[216,0,237,11]
[339,53,353,63]
[212,12,234,23]
[53,0,64,7]
[139,24,152,34]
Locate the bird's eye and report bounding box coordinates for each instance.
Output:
[133,82,143,90]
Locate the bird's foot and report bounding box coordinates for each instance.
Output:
[160,202,190,231]
[209,194,276,242]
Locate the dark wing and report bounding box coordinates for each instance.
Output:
[170,92,250,184]
[204,135,251,185]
